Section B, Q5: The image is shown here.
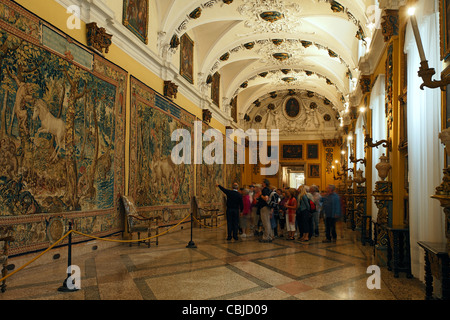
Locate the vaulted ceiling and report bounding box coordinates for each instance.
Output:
[154,0,377,137]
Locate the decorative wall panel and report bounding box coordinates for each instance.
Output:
[128,76,195,225]
[0,0,127,255]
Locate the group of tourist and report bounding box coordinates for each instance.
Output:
[217,180,343,244]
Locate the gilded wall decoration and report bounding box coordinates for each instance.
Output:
[128,76,195,224]
[123,0,149,44]
[0,0,127,255]
[325,147,334,173]
[386,43,394,130]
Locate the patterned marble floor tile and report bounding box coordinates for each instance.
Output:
[229,260,294,286]
[255,251,346,279]
[143,265,259,300]
[276,281,314,295]
[0,224,427,301]
[229,287,292,300]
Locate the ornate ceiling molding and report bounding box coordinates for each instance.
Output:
[205,38,353,77]
[231,68,347,101]
[236,0,304,35]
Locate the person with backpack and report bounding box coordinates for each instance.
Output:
[296,185,311,242]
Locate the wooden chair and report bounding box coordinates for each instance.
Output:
[121,195,160,247]
[192,196,218,228]
[0,226,14,293]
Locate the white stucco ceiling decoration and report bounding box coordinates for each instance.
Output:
[236,0,304,35]
[241,89,341,140]
[154,0,375,135]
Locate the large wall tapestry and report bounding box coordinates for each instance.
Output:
[225,141,243,188]
[123,0,149,44]
[128,76,195,225]
[196,122,224,210]
[0,0,127,255]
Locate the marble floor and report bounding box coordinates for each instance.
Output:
[0,220,426,302]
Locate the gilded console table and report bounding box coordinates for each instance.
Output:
[386,225,412,278]
[417,241,449,300]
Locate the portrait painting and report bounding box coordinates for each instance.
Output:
[308,164,320,178]
[211,72,220,106]
[282,144,303,159]
[123,0,149,44]
[180,33,194,84]
[440,0,450,60]
[307,143,319,159]
[285,97,300,118]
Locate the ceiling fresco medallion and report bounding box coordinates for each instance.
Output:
[259,11,285,23]
[282,76,296,83]
[237,0,302,34]
[273,52,290,61]
[285,97,301,118]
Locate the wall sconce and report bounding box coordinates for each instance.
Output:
[350,154,367,166]
[364,133,392,152]
[408,7,450,90]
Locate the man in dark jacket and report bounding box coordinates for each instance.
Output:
[258,179,273,242]
[217,182,243,241]
[322,184,341,243]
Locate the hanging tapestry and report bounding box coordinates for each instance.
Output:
[0,0,127,255]
[128,76,195,225]
[196,122,224,210]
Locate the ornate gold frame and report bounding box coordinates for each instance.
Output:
[122,0,149,44]
[308,163,321,178]
[440,0,450,61]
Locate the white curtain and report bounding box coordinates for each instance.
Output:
[370,75,386,222]
[404,0,445,281]
[355,113,366,173]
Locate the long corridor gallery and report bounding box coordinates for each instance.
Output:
[0,0,449,305]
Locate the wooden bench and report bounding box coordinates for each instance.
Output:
[121,195,160,247]
[0,226,14,293]
[192,196,219,228]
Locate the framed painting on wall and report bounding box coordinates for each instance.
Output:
[308,164,320,178]
[180,33,194,84]
[307,143,319,159]
[444,66,450,166]
[440,0,450,61]
[282,144,303,160]
[123,0,149,44]
[211,72,220,106]
[285,97,301,118]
